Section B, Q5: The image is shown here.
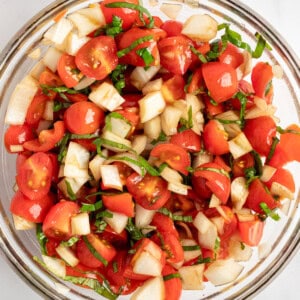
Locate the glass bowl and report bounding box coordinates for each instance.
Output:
[0,0,299,299]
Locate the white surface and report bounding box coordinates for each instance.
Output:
[0,0,299,299]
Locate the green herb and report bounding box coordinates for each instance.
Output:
[57,132,71,162]
[70,133,98,140]
[81,201,103,212]
[182,245,201,251]
[82,236,108,266]
[105,112,131,132]
[195,166,230,178]
[117,35,153,58]
[244,166,259,186]
[150,131,167,145]
[96,211,114,219]
[105,2,154,28]
[126,218,145,241]
[264,80,273,96]
[252,150,263,177]
[195,256,212,264]
[136,47,154,66]
[41,84,79,95]
[266,136,280,163]
[112,261,118,273]
[53,101,72,112]
[158,207,193,223]
[36,224,48,255]
[85,190,121,200]
[190,46,208,63]
[232,91,249,128]
[252,32,272,58]
[214,237,221,260]
[65,180,77,200]
[276,126,300,135]
[157,162,168,173]
[206,40,224,61]
[105,15,123,37]
[110,64,127,93]
[259,202,280,221]
[163,273,181,281]
[94,220,108,233]
[179,106,193,132]
[60,236,79,247]
[93,138,133,155]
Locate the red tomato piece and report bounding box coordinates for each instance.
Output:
[243,116,277,156]
[158,35,193,75]
[75,36,118,80]
[23,121,65,152]
[100,225,128,247]
[193,162,231,204]
[267,142,289,168]
[203,95,224,117]
[42,200,80,239]
[238,218,265,246]
[251,61,273,102]
[230,80,255,110]
[10,191,54,223]
[264,167,295,193]
[4,124,34,153]
[57,53,81,88]
[186,68,204,94]
[161,74,185,103]
[191,175,212,200]
[160,20,183,37]
[64,93,88,102]
[121,94,142,108]
[170,129,201,153]
[64,101,105,134]
[16,152,53,201]
[203,119,229,155]
[232,153,255,178]
[113,161,134,185]
[202,62,238,103]
[218,42,244,69]
[162,264,182,300]
[245,179,278,213]
[116,108,140,129]
[102,193,135,217]
[151,212,179,237]
[150,143,191,175]
[39,68,63,100]
[160,233,184,264]
[126,172,170,210]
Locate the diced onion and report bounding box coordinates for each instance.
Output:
[178,264,205,290]
[131,135,148,155]
[56,244,79,267]
[71,212,90,235]
[100,165,123,191]
[28,48,41,60]
[168,182,189,195]
[181,239,202,262]
[133,251,162,277]
[44,18,73,45]
[231,177,249,210]
[42,255,66,278]
[12,214,36,230]
[228,132,253,159]
[135,204,155,228]
[104,210,128,234]
[142,78,163,95]
[160,3,182,19]
[88,149,108,181]
[260,165,277,182]
[9,145,24,153]
[143,116,161,140]
[270,182,294,200]
[74,76,96,90]
[228,238,253,261]
[43,47,62,73]
[161,105,182,136]
[131,276,165,300]
[130,66,160,90]
[101,130,132,152]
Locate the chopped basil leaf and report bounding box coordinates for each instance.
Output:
[252,32,272,58]
[105,15,123,37]
[126,218,145,241]
[82,235,108,266]
[276,126,300,135]
[96,211,113,219]
[104,112,131,132]
[240,242,246,250]
[65,180,77,201]
[117,35,153,58]
[252,150,263,177]
[259,202,280,221]
[57,132,71,162]
[36,224,48,255]
[193,255,212,264]
[53,100,72,112]
[41,84,79,95]
[136,47,154,66]
[70,133,98,140]
[60,236,79,247]
[179,106,193,132]
[110,64,127,93]
[190,46,207,63]
[195,166,230,178]
[163,273,181,281]
[232,91,249,128]
[214,237,221,259]
[94,220,108,233]
[244,166,259,186]
[150,131,167,145]
[265,80,272,96]
[182,245,201,251]
[206,40,224,61]
[93,138,133,154]
[158,207,193,223]
[112,261,118,273]
[81,200,103,212]
[266,136,280,163]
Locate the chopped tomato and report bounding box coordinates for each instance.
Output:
[151,212,179,237]
[186,68,204,94]
[238,218,265,246]
[102,193,135,217]
[64,101,105,134]
[158,35,193,75]
[161,75,185,103]
[218,42,244,69]
[230,80,255,110]
[76,233,117,268]
[203,119,229,155]
[64,93,88,102]
[162,264,182,300]
[113,161,134,185]
[243,116,277,156]
[10,191,54,223]
[75,36,118,80]
[170,129,201,153]
[202,62,238,103]
[232,153,255,177]
[23,121,65,152]
[57,53,81,88]
[39,68,63,100]
[160,20,183,37]
[264,167,295,193]
[193,162,231,204]
[126,172,170,210]
[150,143,191,175]
[191,175,212,200]
[4,124,34,153]
[16,152,53,201]
[121,94,142,108]
[42,200,80,239]
[203,95,224,117]
[116,108,140,129]
[101,225,128,247]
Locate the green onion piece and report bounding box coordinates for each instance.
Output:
[117,35,153,58]
[81,200,103,212]
[259,202,280,221]
[182,245,201,251]
[163,273,181,281]
[252,32,272,58]
[36,224,48,255]
[60,236,79,247]
[82,236,108,267]
[65,180,77,201]
[266,136,280,163]
[136,47,154,66]
[158,207,193,223]
[126,218,145,241]
[190,46,208,63]
[105,2,154,28]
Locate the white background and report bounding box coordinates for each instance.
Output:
[0,0,299,299]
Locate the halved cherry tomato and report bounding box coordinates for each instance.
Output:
[158,35,193,75]
[23,121,65,152]
[39,68,63,100]
[186,68,204,94]
[264,167,295,193]
[42,200,80,239]
[230,80,255,110]
[75,36,118,80]
[151,212,179,237]
[77,233,116,268]
[170,129,201,153]
[113,161,134,185]
[191,175,212,200]
[202,62,238,103]
[126,172,170,210]
[45,238,60,257]
[202,119,229,155]
[100,0,139,30]
[203,95,224,117]
[57,53,81,88]
[218,42,244,69]
[160,20,183,37]
[101,225,128,247]
[190,42,210,70]
[102,193,135,217]
[161,75,185,102]
[251,61,273,102]
[4,124,34,153]
[64,93,88,102]
[150,143,191,175]
[238,218,265,246]
[243,116,277,156]
[64,101,105,134]
[267,142,290,168]
[116,108,140,129]
[193,162,231,204]
[232,153,255,177]
[10,191,54,223]
[245,179,278,213]
[16,152,53,201]
[162,264,182,300]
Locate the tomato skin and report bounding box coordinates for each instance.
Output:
[4,124,34,153]
[243,116,277,156]
[121,94,142,108]
[150,143,191,175]
[203,119,229,155]
[16,152,53,201]
[160,20,183,37]
[101,225,128,247]
[202,62,238,103]
[186,67,204,94]
[203,96,224,117]
[232,153,255,178]
[158,35,193,75]
[75,36,118,80]
[102,193,135,217]
[76,234,117,268]
[264,167,295,193]
[238,218,265,246]
[151,212,179,238]
[64,93,88,102]
[162,264,182,300]
[64,101,105,134]
[191,175,212,200]
[10,191,54,223]
[126,172,171,210]
[57,53,81,88]
[218,42,243,69]
[42,201,80,240]
[170,129,201,153]
[245,179,278,213]
[161,75,185,102]
[23,121,65,152]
